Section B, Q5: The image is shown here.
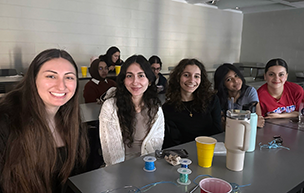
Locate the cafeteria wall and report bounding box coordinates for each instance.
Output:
[0,0,243,74]
[240,8,304,81]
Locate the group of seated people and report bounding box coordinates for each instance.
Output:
[0,47,303,192]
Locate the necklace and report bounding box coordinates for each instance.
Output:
[183,103,193,117]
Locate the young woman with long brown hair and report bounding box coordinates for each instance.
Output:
[99,55,164,166]
[0,49,88,193]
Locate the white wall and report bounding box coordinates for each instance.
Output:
[0,0,243,72]
[0,0,243,103]
[240,8,304,81]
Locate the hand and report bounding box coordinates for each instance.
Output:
[264,113,282,119]
[257,115,265,127]
[109,65,115,71]
[157,85,164,93]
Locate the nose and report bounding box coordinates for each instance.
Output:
[57,77,66,90]
[131,76,138,85]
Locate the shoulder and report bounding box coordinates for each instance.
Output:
[162,102,175,113]
[246,86,257,93]
[285,81,303,90]
[257,83,267,93]
[107,79,116,85]
[103,97,116,106]
[84,80,97,88]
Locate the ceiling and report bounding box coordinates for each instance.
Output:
[173,0,304,14]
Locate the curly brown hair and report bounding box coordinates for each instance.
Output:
[166,58,215,112]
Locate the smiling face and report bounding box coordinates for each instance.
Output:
[264,65,288,90]
[98,61,109,79]
[36,58,77,113]
[179,64,201,95]
[112,51,120,63]
[124,63,149,99]
[224,70,243,92]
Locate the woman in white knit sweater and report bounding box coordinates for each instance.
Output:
[99,55,165,166]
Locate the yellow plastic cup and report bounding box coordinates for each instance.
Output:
[81,66,88,77]
[115,65,121,76]
[195,136,217,168]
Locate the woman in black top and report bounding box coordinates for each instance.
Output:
[0,49,88,193]
[100,46,123,71]
[162,59,222,149]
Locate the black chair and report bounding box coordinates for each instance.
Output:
[0,69,17,76]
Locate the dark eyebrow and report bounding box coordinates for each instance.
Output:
[43,70,76,76]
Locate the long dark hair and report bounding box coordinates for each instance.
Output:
[0,49,88,193]
[166,58,215,112]
[214,63,249,111]
[115,55,160,147]
[265,58,288,73]
[101,46,121,67]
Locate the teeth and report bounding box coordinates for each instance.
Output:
[51,92,65,97]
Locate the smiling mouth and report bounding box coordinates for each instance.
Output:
[185,84,197,88]
[50,92,66,97]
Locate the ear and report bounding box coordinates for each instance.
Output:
[149,82,152,86]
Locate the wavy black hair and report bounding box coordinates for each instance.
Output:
[115,55,160,147]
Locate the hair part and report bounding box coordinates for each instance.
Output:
[148,55,162,68]
[115,55,160,147]
[265,58,288,73]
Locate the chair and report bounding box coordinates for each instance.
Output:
[0,69,18,93]
[0,69,17,76]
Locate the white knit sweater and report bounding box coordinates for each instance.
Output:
[99,98,164,166]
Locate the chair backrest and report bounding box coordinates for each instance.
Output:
[0,69,17,76]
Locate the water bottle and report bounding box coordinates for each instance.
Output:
[243,101,258,152]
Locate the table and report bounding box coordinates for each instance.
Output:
[238,65,265,79]
[67,123,304,193]
[266,118,300,130]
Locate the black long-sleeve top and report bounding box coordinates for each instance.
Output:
[162,95,223,149]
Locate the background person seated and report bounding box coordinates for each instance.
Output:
[101,46,124,72]
[148,55,167,94]
[83,56,116,103]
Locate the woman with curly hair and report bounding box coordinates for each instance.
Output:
[0,49,88,193]
[162,59,222,149]
[99,55,164,166]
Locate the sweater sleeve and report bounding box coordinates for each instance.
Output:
[99,99,125,166]
[141,107,165,155]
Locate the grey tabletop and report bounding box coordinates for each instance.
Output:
[266,118,300,130]
[68,123,304,193]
